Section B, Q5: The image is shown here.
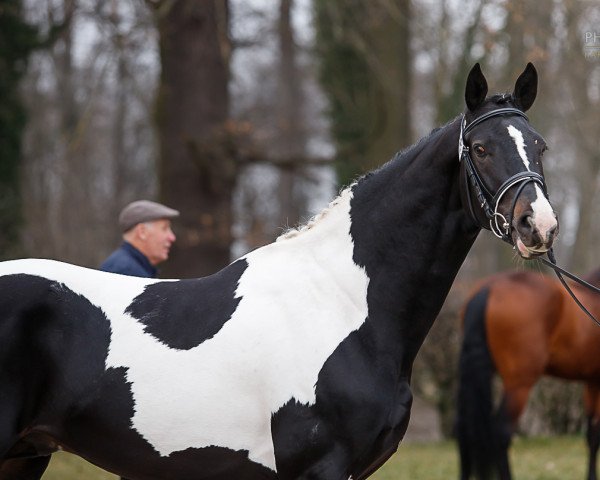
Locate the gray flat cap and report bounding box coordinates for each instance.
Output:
[119,200,180,232]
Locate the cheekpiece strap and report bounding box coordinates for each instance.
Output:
[457,106,540,244]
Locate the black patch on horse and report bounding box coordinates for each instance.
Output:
[125,259,247,350]
[271,327,413,479]
[0,274,112,456]
[62,366,276,480]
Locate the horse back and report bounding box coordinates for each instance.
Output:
[471,271,561,386]
[474,270,600,383]
[552,279,600,379]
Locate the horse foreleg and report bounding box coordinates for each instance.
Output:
[586,417,600,480]
[0,456,51,480]
[493,386,533,480]
[584,385,600,480]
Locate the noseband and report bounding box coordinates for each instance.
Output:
[459,107,547,245]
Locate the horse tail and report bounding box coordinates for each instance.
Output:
[456,286,495,480]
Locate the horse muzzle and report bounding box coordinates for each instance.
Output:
[512,206,559,258]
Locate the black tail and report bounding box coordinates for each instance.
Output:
[456,287,496,480]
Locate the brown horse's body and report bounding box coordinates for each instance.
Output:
[457,269,600,480]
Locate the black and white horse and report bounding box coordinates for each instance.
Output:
[0,64,558,480]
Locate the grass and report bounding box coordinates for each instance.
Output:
[43,452,117,480]
[42,436,588,479]
[371,436,588,480]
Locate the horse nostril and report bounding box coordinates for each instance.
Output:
[547,224,558,241]
[518,214,533,231]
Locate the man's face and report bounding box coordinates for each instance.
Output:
[139,219,176,266]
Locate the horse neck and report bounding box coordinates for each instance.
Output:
[348,117,479,364]
[272,117,478,369]
[273,187,368,295]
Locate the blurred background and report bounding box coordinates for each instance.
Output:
[1,0,599,467]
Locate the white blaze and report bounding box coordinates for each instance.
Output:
[507,125,530,171]
[507,124,557,242]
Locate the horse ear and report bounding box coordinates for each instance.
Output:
[465,63,488,111]
[512,62,537,112]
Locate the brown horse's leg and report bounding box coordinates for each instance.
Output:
[0,456,51,480]
[485,277,551,480]
[494,385,534,480]
[584,385,600,480]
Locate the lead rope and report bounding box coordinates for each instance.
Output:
[540,250,600,327]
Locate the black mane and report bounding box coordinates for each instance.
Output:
[358,115,461,185]
[355,92,516,188]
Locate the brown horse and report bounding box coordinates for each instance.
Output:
[456,268,600,480]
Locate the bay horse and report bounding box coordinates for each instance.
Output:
[457,268,600,480]
[0,63,558,480]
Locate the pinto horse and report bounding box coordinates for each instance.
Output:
[0,63,558,480]
[457,268,600,480]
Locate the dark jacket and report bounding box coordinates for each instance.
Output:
[99,241,157,278]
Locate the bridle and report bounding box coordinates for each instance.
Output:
[459,107,547,243]
[459,107,600,327]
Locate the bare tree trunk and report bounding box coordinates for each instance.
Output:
[55,0,82,263]
[434,0,485,124]
[154,0,233,278]
[361,0,413,164]
[314,0,412,184]
[110,0,128,227]
[563,1,600,272]
[276,0,306,229]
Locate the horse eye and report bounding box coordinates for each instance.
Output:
[473,144,486,157]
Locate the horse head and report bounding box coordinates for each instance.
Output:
[460,63,559,258]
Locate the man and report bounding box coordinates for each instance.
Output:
[100,200,178,480]
[100,200,179,278]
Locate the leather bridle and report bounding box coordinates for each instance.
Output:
[459,107,547,244]
[459,107,600,327]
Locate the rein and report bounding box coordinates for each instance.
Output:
[540,252,600,327]
[459,107,600,327]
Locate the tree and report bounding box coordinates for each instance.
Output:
[151,0,233,277]
[20,0,157,266]
[274,0,308,229]
[314,0,412,186]
[0,0,40,259]
[561,1,600,272]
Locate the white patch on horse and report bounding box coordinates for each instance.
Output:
[0,187,370,473]
[507,125,530,171]
[531,184,557,240]
[506,125,557,242]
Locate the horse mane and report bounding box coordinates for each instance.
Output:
[488,93,515,105]
[356,115,464,193]
[276,116,462,242]
[276,95,518,243]
[276,184,356,241]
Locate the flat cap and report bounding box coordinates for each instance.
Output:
[119,200,180,232]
